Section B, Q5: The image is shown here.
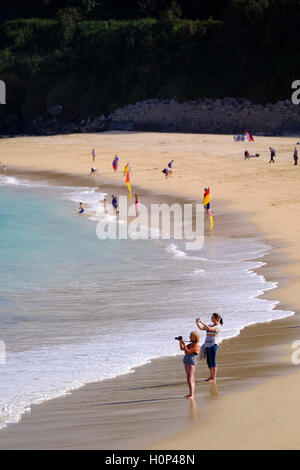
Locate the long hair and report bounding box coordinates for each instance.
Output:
[190,331,200,343]
[212,313,223,326]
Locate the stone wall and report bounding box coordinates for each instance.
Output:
[103,97,300,136]
[3,96,300,137]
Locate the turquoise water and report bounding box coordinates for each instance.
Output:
[0,175,294,428]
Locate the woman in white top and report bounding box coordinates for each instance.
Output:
[196,313,223,383]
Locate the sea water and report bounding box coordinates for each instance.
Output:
[0,175,294,428]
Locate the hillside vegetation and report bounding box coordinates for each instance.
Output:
[0,0,300,121]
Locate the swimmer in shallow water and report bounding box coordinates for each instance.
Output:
[79,202,85,214]
[103,197,108,214]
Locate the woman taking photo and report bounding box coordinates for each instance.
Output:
[179,331,200,399]
[196,313,223,383]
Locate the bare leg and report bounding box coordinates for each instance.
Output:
[205,367,217,383]
[184,365,196,399]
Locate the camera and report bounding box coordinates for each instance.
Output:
[175,336,183,341]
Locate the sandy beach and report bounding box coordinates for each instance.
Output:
[1,131,300,449]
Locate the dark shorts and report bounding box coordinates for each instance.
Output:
[206,344,219,368]
[183,354,197,367]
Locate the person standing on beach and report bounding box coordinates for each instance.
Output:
[92,148,97,162]
[269,147,276,163]
[111,195,119,215]
[293,147,298,166]
[196,314,223,383]
[102,197,108,214]
[112,155,119,173]
[135,193,140,217]
[179,331,200,399]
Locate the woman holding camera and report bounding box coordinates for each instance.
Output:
[196,313,223,383]
[179,331,200,399]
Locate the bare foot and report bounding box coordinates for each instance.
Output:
[204,378,213,382]
[184,394,193,399]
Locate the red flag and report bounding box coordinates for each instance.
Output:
[203,188,210,206]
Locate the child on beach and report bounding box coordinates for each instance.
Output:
[92,149,97,162]
[179,332,200,399]
[78,202,85,214]
[196,314,223,383]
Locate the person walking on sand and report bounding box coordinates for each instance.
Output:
[179,331,200,399]
[112,155,119,173]
[135,193,140,217]
[293,147,298,166]
[196,313,223,383]
[92,148,97,162]
[269,147,276,163]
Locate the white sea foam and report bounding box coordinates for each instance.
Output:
[0,175,25,186]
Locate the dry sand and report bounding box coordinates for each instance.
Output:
[1,132,300,449]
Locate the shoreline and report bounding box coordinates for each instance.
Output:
[1,132,300,449]
[0,165,298,449]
